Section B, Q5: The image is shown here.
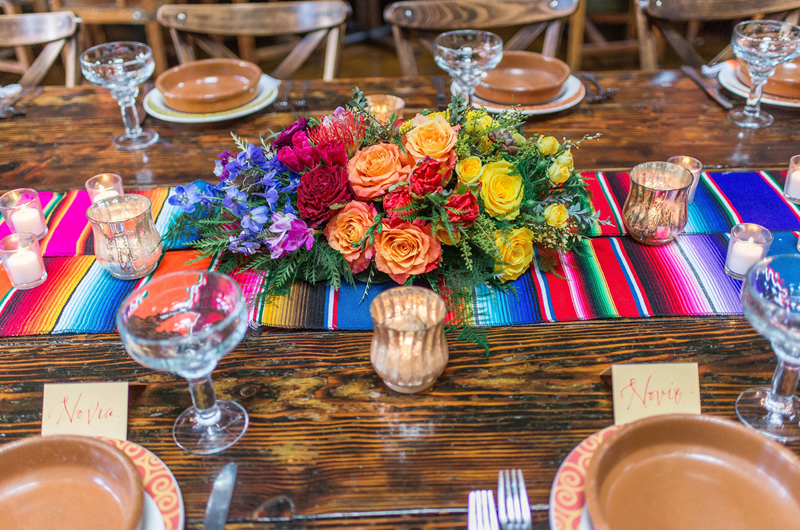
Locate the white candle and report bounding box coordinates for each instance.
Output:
[10,206,46,236]
[92,188,120,203]
[727,238,764,276]
[5,249,44,285]
[785,170,800,200]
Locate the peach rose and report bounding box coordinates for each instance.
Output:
[374,218,442,284]
[347,143,413,200]
[404,114,458,163]
[323,201,378,273]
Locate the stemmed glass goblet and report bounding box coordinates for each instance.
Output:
[729,20,800,128]
[117,270,249,455]
[736,254,800,442]
[81,42,159,150]
[433,30,503,105]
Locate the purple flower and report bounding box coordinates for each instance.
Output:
[228,231,262,255]
[168,183,203,213]
[264,212,314,259]
[273,118,310,150]
[223,187,249,216]
[214,159,230,180]
[244,143,270,171]
[253,186,280,212]
[241,205,270,232]
[283,198,296,215]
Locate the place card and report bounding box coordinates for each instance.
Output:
[42,382,128,440]
[611,363,701,425]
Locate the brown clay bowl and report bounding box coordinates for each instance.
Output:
[156,58,262,113]
[475,51,571,105]
[585,414,800,530]
[737,58,800,99]
[0,435,144,530]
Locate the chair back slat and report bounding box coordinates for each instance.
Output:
[0,12,77,47]
[645,0,800,21]
[384,0,577,29]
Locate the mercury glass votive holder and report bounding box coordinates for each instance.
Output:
[370,286,448,394]
[365,94,405,125]
[666,156,702,204]
[0,188,48,240]
[86,173,125,204]
[86,194,162,279]
[622,162,692,245]
[784,155,800,204]
[0,233,47,289]
[725,223,773,280]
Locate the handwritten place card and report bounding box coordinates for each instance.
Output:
[612,363,701,425]
[42,382,128,440]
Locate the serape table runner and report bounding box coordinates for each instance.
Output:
[0,171,798,336]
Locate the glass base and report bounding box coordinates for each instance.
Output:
[11,270,47,290]
[113,129,159,150]
[173,400,248,455]
[784,193,800,205]
[728,108,773,128]
[735,387,800,442]
[724,265,745,280]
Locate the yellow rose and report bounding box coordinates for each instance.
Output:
[557,149,574,171]
[544,203,570,228]
[456,156,483,184]
[464,113,494,135]
[547,161,571,185]
[536,136,560,155]
[434,221,461,246]
[494,228,534,282]
[480,160,524,220]
[404,114,458,163]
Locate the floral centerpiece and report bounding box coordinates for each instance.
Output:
[168,90,602,343]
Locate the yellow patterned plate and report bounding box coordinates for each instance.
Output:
[548,425,620,530]
[144,74,278,124]
[101,437,185,530]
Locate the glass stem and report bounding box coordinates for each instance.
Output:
[187,375,222,427]
[744,71,769,118]
[765,354,800,416]
[113,88,142,139]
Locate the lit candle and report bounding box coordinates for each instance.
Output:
[785,170,800,200]
[727,237,764,276]
[5,248,44,285]
[10,206,46,236]
[92,184,120,203]
[86,173,124,203]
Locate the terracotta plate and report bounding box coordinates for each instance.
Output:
[736,58,800,99]
[475,51,571,105]
[585,414,800,530]
[718,61,800,108]
[156,58,263,113]
[0,435,144,530]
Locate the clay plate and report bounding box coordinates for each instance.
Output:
[0,435,144,530]
[585,414,800,530]
[156,58,262,113]
[737,58,800,99]
[475,51,571,105]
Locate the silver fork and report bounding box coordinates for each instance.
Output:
[578,72,619,104]
[468,490,500,530]
[274,79,294,112]
[497,469,531,530]
[292,80,310,112]
[0,87,31,119]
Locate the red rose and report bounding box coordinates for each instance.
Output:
[445,188,480,226]
[410,158,444,197]
[297,166,354,227]
[383,186,416,219]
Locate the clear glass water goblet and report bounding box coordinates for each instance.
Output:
[735,254,800,442]
[433,30,503,105]
[81,41,159,150]
[117,270,249,455]
[729,20,800,128]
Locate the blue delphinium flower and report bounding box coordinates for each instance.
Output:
[228,231,262,255]
[241,205,270,233]
[223,187,249,216]
[282,198,296,215]
[168,183,203,213]
[253,186,280,212]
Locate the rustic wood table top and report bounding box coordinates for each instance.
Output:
[0,70,798,529]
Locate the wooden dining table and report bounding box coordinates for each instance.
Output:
[1,70,799,530]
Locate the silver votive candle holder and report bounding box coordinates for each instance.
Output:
[0,188,48,240]
[86,173,124,204]
[370,286,448,394]
[725,223,772,280]
[666,156,702,204]
[0,233,47,289]
[622,162,692,245]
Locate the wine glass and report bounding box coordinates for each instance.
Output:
[433,30,503,105]
[117,270,249,454]
[81,42,159,150]
[729,20,800,128]
[735,254,800,442]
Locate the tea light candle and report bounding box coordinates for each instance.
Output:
[86,173,124,204]
[365,94,405,124]
[10,206,46,236]
[6,248,44,285]
[0,233,47,289]
[0,189,48,239]
[725,223,772,279]
[667,156,702,204]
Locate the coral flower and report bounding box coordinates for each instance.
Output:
[323,201,378,273]
[374,218,441,284]
[347,143,413,200]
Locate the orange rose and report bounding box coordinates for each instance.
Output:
[404,114,458,163]
[347,143,413,200]
[323,201,378,273]
[374,218,442,284]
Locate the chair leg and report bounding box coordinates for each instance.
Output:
[144,20,168,74]
[232,0,255,62]
[635,3,658,71]
[566,0,586,71]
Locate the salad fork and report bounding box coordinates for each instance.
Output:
[274,80,294,112]
[292,80,310,112]
[497,469,531,530]
[577,72,618,104]
[468,490,500,530]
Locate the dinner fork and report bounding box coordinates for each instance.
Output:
[497,469,532,530]
[274,80,294,112]
[292,80,310,112]
[577,72,618,104]
[468,490,500,530]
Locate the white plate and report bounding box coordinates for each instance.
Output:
[145,74,279,123]
[718,61,800,108]
[452,76,585,115]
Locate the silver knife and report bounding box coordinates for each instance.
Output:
[203,462,238,530]
[680,65,733,110]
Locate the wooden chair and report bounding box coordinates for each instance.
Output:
[157,1,351,81]
[566,0,643,71]
[1,0,48,77]
[0,11,80,86]
[384,0,578,77]
[637,0,800,71]
[49,0,168,75]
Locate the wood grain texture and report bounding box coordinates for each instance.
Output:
[643,0,800,21]
[383,0,577,30]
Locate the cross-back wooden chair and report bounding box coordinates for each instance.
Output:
[157,1,351,81]
[0,11,80,86]
[637,0,800,71]
[384,0,578,77]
